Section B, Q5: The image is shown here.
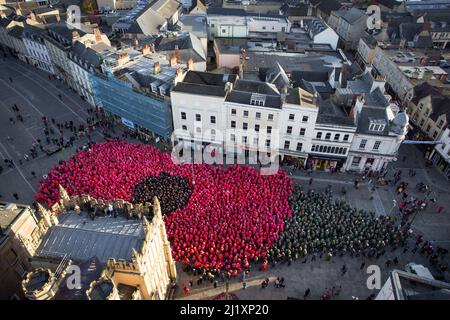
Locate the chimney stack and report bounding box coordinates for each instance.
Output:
[174,45,180,63]
[132,38,139,47]
[15,8,22,16]
[187,57,194,70]
[170,54,178,67]
[117,52,130,66]
[141,44,151,55]
[29,11,36,21]
[153,61,161,74]
[422,69,433,81]
[94,28,102,42]
[72,31,80,43]
[0,11,6,19]
[175,67,184,81]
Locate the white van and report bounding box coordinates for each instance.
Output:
[405,263,435,280]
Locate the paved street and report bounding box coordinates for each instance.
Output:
[1,57,450,300]
[0,56,105,204]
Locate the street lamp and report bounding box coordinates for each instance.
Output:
[389,199,397,217]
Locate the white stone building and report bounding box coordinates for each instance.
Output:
[429,127,450,180]
[68,38,114,106]
[171,71,239,158]
[171,70,318,166]
[44,23,111,99]
[327,7,368,50]
[22,24,54,73]
[309,99,356,172]
[341,70,408,172]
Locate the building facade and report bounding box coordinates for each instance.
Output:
[0,202,49,300]
[22,188,177,300]
[429,127,450,180]
[22,24,54,73]
[407,82,450,141]
[328,7,368,50]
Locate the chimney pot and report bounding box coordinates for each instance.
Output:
[187,57,194,70]
[94,28,102,42]
[170,54,178,67]
[141,44,151,55]
[154,61,161,74]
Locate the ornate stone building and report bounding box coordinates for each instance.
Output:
[21,186,177,300]
[0,202,49,299]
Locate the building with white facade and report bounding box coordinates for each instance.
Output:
[68,38,115,106]
[429,127,450,180]
[309,99,356,172]
[172,69,318,166]
[22,24,53,73]
[206,7,291,40]
[112,0,181,36]
[43,23,111,97]
[340,69,409,172]
[327,7,368,50]
[171,71,239,157]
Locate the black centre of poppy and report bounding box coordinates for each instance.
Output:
[132,172,193,216]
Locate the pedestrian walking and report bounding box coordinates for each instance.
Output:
[183,286,190,295]
[13,193,18,200]
[279,277,285,288]
[242,281,247,289]
[341,264,347,275]
[385,259,391,268]
[304,288,310,299]
[31,171,36,178]
[360,261,365,270]
[274,278,280,288]
[309,177,313,185]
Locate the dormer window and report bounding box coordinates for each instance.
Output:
[250,93,266,107]
[369,120,386,132]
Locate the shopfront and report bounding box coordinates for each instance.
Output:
[307,154,347,172]
[431,151,450,180]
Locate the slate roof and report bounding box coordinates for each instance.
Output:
[280,3,309,17]
[309,0,342,15]
[70,41,111,69]
[411,82,442,105]
[129,8,166,35]
[429,95,450,122]
[291,70,329,86]
[332,7,366,24]
[379,0,402,9]
[173,70,237,97]
[226,80,282,109]
[37,212,144,263]
[317,99,355,126]
[46,22,89,44]
[156,33,206,62]
[0,17,13,28]
[183,70,238,86]
[7,25,23,39]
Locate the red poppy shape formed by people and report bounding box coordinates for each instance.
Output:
[35,141,293,274]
